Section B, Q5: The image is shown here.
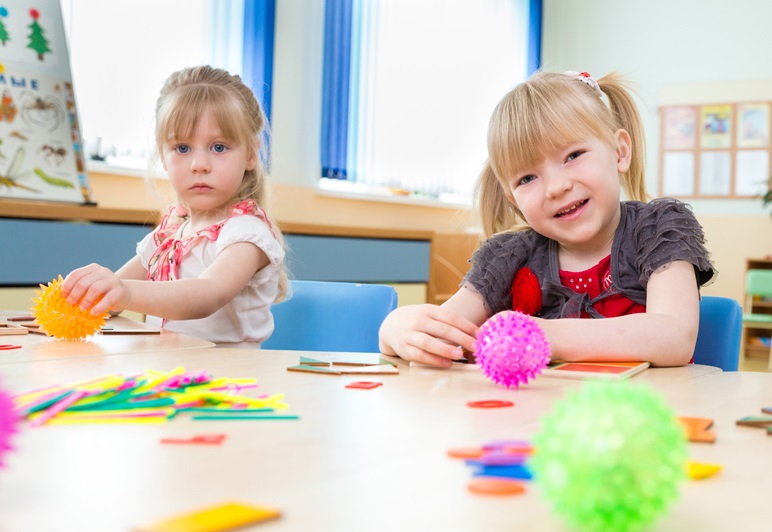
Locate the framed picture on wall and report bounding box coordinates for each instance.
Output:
[698,151,731,196]
[700,105,732,149]
[736,103,770,148]
[663,106,696,150]
[660,99,772,199]
[0,0,94,204]
[735,150,770,196]
[662,152,695,196]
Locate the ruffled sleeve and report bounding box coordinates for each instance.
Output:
[215,215,285,288]
[632,198,716,287]
[136,230,157,269]
[462,230,540,314]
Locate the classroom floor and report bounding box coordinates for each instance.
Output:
[739,355,771,372]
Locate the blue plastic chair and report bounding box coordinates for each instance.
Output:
[692,296,743,371]
[262,280,398,352]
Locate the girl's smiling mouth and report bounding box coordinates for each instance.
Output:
[555,199,588,218]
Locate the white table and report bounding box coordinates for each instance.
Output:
[0,348,765,532]
[0,314,214,364]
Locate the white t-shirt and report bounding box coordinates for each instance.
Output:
[137,214,284,345]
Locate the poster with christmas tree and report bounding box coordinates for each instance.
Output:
[0,0,93,204]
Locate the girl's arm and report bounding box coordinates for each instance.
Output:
[94,256,147,317]
[115,256,148,281]
[378,285,487,368]
[537,260,699,367]
[62,242,269,319]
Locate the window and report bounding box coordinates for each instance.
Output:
[320,0,542,204]
[60,0,273,172]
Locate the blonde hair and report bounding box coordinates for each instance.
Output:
[155,65,288,300]
[476,70,649,238]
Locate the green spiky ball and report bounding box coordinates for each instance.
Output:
[530,381,687,531]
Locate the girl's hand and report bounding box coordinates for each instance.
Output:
[378,304,479,368]
[61,263,130,315]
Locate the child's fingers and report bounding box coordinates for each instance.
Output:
[76,287,103,313]
[428,306,480,337]
[81,276,122,314]
[62,264,103,299]
[405,331,465,362]
[399,344,454,368]
[63,278,90,307]
[61,267,90,297]
[66,273,108,312]
[88,294,112,316]
[425,320,477,353]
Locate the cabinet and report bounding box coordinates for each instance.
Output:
[281,227,484,307]
[0,199,157,286]
[743,257,772,359]
[0,199,479,309]
[280,222,433,307]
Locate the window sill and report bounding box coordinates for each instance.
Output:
[84,162,473,211]
[317,179,472,210]
[86,159,167,179]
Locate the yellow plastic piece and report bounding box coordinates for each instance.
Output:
[686,461,722,480]
[134,366,186,394]
[45,416,168,425]
[136,501,280,532]
[31,276,108,340]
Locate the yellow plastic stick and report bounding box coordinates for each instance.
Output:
[136,501,280,532]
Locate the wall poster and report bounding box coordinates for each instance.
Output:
[663,106,696,150]
[660,101,772,199]
[699,105,732,149]
[736,103,770,149]
[0,0,93,204]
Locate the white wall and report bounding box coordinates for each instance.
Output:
[542,0,772,216]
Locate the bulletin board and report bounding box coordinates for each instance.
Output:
[659,102,772,198]
[0,0,93,204]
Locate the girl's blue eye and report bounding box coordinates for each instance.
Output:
[176,145,190,154]
[517,175,536,186]
[566,150,584,162]
[212,143,227,153]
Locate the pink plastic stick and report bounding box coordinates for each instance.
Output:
[15,389,70,415]
[29,389,88,427]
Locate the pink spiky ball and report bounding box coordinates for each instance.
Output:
[0,380,18,470]
[474,311,551,388]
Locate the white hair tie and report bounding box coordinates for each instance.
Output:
[564,70,603,99]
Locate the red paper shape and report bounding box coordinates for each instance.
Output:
[160,434,227,445]
[466,400,514,409]
[345,381,383,389]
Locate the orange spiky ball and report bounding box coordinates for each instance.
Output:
[31,276,108,340]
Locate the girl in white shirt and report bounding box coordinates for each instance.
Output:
[62,65,287,345]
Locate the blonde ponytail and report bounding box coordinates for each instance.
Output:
[597,73,649,202]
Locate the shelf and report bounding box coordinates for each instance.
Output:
[747,258,772,269]
[281,221,433,240]
[745,343,772,359]
[0,199,435,240]
[742,258,772,361]
[0,198,158,225]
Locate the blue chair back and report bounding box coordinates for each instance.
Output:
[693,296,743,371]
[262,280,398,352]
